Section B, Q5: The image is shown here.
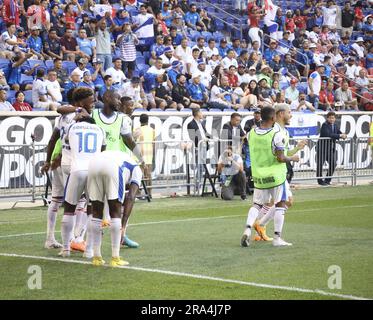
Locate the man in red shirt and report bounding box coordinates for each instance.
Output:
[226,65,239,88]
[248,2,263,47]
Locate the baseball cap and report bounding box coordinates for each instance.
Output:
[309,43,317,48]
[197,58,205,65]
[317,64,326,68]
[92,57,103,64]
[171,60,181,68]
[249,66,256,71]
[356,37,364,42]
[164,46,173,53]
[290,78,298,84]
[31,26,40,31]
[192,71,201,79]
[78,58,87,64]
[220,38,227,43]
[83,70,91,77]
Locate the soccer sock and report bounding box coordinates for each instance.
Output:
[61,214,75,251]
[257,205,269,221]
[103,200,111,222]
[244,206,260,237]
[274,207,286,239]
[259,206,276,226]
[110,218,122,258]
[91,218,103,258]
[46,199,62,242]
[75,212,88,243]
[74,198,86,238]
[85,215,93,254]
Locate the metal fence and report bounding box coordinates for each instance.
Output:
[1,137,372,203]
[0,142,47,203]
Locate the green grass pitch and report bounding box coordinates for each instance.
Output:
[0,185,372,300]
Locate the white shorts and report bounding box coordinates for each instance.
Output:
[64,170,88,205]
[61,165,71,186]
[51,167,64,198]
[253,181,292,206]
[87,158,142,203]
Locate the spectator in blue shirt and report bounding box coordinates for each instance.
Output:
[275,8,286,33]
[161,2,173,28]
[363,16,373,33]
[187,73,208,107]
[76,28,95,61]
[339,36,352,57]
[167,60,183,85]
[63,70,81,101]
[169,26,183,46]
[232,38,242,57]
[112,9,131,41]
[27,26,44,60]
[8,51,35,91]
[150,35,165,63]
[297,41,314,76]
[78,70,95,91]
[264,40,280,63]
[184,3,206,31]
[218,38,231,58]
[99,75,113,101]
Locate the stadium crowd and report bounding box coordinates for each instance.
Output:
[0,0,371,112]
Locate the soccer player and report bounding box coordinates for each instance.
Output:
[253,104,307,242]
[60,114,106,258]
[41,88,88,250]
[87,150,142,267]
[92,90,145,248]
[240,106,301,247]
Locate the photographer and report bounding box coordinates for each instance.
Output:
[218,146,246,201]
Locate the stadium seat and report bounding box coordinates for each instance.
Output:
[23,90,33,106]
[20,74,34,85]
[62,61,77,74]
[45,60,54,70]
[0,58,10,69]
[6,90,16,103]
[136,56,146,65]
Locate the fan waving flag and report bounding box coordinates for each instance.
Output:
[263,0,279,33]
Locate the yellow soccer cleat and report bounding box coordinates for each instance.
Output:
[92,256,105,266]
[254,222,273,241]
[110,257,129,267]
[102,219,111,228]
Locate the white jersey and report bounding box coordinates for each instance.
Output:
[55,113,76,167]
[66,121,106,172]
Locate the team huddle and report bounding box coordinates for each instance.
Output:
[41,87,145,267]
[40,88,304,266]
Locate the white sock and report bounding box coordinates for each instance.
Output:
[274,207,286,238]
[61,214,75,251]
[75,212,88,243]
[257,205,269,221]
[46,200,62,242]
[85,215,93,254]
[91,218,103,257]
[246,206,259,228]
[103,200,111,222]
[110,218,122,258]
[74,198,86,238]
[260,206,276,226]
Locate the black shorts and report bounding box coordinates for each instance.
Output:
[122,60,136,72]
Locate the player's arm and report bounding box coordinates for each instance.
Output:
[287,140,307,156]
[56,105,80,115]
[41,128,60,174]
[275,149,299,163]
[122,134,144,163]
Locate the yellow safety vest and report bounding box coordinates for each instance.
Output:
[369,122,373,147]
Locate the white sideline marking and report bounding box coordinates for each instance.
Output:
[0,252,370,301]
[0,203,372,239]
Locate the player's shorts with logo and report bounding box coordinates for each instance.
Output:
[64,170,89,205]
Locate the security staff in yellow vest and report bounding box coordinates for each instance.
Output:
[133,114,155,197]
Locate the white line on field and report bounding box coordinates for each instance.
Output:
[0,252,370,301]
[0,203,372,239]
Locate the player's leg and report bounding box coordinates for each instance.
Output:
[241,188,267,247]
[254,202,274,242]
[59,172,86,256]
[272,182,292,247]
[73,196,87,241]
[121,182,139,248]
[90,200,105,266]
[45,167,63,249]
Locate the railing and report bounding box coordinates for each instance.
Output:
[201,0,244,39]
[1,137,372,203]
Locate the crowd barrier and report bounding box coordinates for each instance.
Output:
[0,137,372,204]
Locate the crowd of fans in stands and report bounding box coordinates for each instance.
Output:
[0,0,371,112]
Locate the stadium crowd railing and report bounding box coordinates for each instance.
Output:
[0,137,372,205]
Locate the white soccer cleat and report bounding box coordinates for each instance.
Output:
[44,240,63,249]
[240,233,251,247]
[83,250,94,259]
[58,250,71,257]
[273,238,293,247]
